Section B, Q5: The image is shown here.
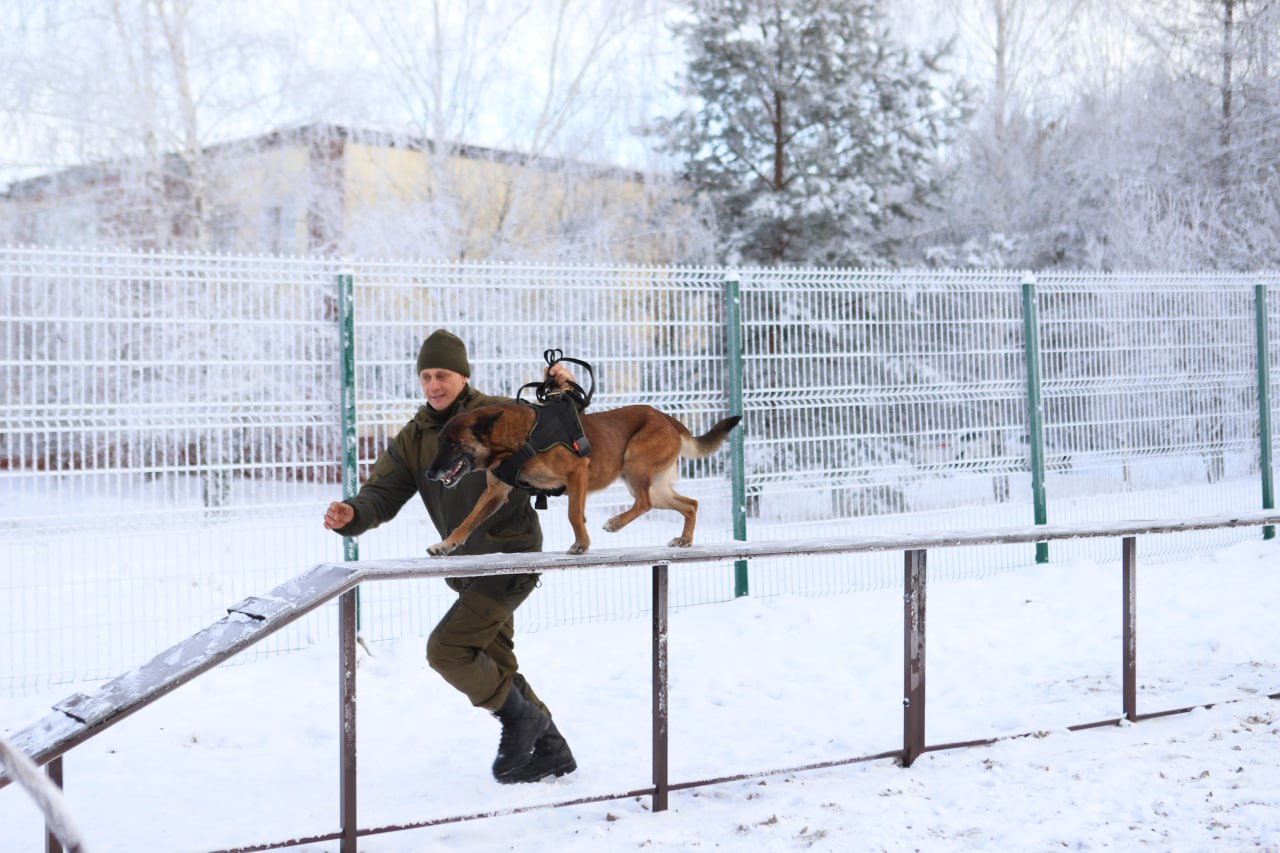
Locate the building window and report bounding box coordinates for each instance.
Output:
[261,204,294,255]
[211,206,240,251]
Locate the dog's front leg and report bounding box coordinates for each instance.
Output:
[565,465,591,555]
[428,476,514,556]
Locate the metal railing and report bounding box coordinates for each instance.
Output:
[4,509,1279,853]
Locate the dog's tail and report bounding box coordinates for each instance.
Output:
[681,415,742,459]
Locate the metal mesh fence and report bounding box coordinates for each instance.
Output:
[0,247,341,691]
[2,247,1275,694]
[1034,273,1262,562]
[737,268,1035,594]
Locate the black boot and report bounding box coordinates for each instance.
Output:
[500,719,578,784]
[491,684,550,781]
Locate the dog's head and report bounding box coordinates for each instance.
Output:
[424,409,503,487]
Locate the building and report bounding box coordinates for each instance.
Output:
[0,123,710,263]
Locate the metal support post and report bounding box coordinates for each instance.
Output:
[903,549,927,767]
[652,563,670,812]
[724,275,749,596]
[1122,536,1138,722]
[45,757,63,853]
[338,588,358,852]
[338,271,362,623]
[1020,275,1050,563]
[1256,284,1275,540]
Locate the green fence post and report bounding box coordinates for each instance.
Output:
[1256,283,1275,540]
[724,274,749,596]
[338,269,361,626]
[1020,274,1049,563]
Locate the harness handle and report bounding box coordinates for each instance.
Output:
[517,348,595,409]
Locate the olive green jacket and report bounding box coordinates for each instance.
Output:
[335,386,543,557]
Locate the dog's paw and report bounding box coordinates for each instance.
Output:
[568,541,590,555]
[427,541,457,557]
[602,518,621,533]
[667,536,692,548]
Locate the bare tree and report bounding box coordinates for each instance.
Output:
[1,0,324,248]
[915,0,1280,271]
[919,0,1096,265]
[952,0,1086,225]
[1133,0,1280,177]
[1113,0,1280,269]
[331,0,708,261]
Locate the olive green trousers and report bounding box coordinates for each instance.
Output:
[426,573,550,715]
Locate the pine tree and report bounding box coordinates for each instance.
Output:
[654,0,968,266]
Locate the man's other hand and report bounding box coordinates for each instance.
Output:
[324,501,354,530]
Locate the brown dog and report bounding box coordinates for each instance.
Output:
[424,403,741,555]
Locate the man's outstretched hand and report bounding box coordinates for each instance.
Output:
[323,501,354,530]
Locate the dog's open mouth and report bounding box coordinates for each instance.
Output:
[439,458,469,488]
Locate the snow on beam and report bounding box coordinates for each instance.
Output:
[339,509,1280,582]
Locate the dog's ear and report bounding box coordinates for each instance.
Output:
[471,411,502,441]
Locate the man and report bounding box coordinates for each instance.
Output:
[323,329,576,784]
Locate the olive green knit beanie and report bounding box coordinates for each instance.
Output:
[416,329,471,377]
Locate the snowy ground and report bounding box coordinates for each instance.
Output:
[3,534,1279,851]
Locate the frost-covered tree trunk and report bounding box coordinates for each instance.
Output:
[1116,0,1280,270]
[922,0,1093,268]
[115,0,214,249]
[948,0,1085,231]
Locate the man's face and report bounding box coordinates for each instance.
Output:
[420,368,468,411]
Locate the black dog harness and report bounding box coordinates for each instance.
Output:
[492,350,594,509]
